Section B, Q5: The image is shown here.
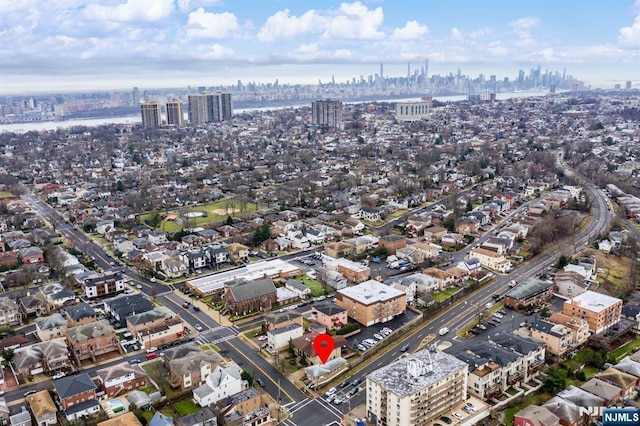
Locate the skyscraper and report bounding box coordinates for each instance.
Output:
[311,100,343,130]
[166,99,183,127]
[140,101,161,129]
[188,92,233,125]
[188,94,208,125]
[132,87,140,106]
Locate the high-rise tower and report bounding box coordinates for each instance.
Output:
[140,101,161,129]
[166,100,183,127]
[311,100,343,130]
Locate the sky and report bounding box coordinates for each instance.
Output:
[1,0,640,94]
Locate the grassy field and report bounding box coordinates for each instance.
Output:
[432,288,459,302]
[591,250,633,297]
[138,199,259,232]
[294,276,334,297]
[610,336,640,362]
[504,394,552,425]
[0,191,14,198]
[173,398,201,416]
[142,361,183,399]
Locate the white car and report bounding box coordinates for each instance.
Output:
[324,387,337,398]
[257,335,268,341]
[374,333,384,341]
[149,277,157,282]
[53,372,66,379]
[194,324,203,331]
[136,284,143,289]
[452,412,464,420]
[146,347,158,353]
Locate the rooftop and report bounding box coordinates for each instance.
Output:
[367,348,467,397]
[338,280,404,305]
[505,277,553,300]
[568,290,622,313]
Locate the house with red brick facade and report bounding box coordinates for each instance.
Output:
[126,308,186,349]
[311,303,348,331]
[53,372,101,421]
[96,361,148,397]
[66,319,121,365]
[378,235,406,254]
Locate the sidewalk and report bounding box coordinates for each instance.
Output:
[171,290,234,327]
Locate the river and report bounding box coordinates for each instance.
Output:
[0,90,551,134]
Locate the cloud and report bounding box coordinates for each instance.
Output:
[291,43,352,61]
[391,20,428,40]
[323,2,384,39]
[257,9,324,42]
[177,0,221,11]
[258,2,384,42]
[186,8,241,39]
[191,43,235,59]
[451,27,463,41]
[509,16,540,31]
[619,15,640,48]
[83,0,174,23]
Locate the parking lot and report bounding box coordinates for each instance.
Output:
[345,309,421,353]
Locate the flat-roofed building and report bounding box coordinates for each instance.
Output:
[366,348,468,426]
[336,280,406,326]
[562,290,622,334]
[503,277,554,311]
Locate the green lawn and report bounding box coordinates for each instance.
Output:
[138,199,259,232]
[294,276,333,297]
[173,398,201,416]
[610,336,640,362]
[0,192,14,198]
[504,394,551,425]
[433,288,459,302]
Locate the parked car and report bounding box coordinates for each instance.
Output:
[23,390,37,397]
[373,333,384,341]
[146,347,158,353]
[333,396,344,405]
[136,284,143,289]
[256,378,265,387]
[351,378,361,386]
[324,387,337,398]
[348,386,359,396]
[340,380,350,388]
[257,335,268,341]
[439,416,453,425]
[129,359,141,364]
[452,412,464,420]
[52,372,66,379]
[357,344,366,352]
[194,324,203,331]
[145,352,158,360]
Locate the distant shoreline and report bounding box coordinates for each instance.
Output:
[0,90,551,134]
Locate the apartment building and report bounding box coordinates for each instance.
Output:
[366,348,468,426]
[548,312,591,347]
[562,290,622,334]
[324,258,371,283]
[126,308,185,349]
[526,320,573,358]
[467,247,512,273]
[66,319,120,364]
[336,280,406,326]
[75,270,125,299]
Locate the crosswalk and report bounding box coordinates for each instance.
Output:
[195,325,239,346]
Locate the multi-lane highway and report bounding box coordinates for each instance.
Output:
[18,177,612,424]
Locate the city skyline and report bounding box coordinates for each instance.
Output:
[2,0,640,94]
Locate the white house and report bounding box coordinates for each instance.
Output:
[96,220,114,235]
[192,363,243,407]
[291,234,311,250]
[268,324,304,351]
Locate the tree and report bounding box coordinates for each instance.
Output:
[252,222,271,246]
[288,338,295,357]
[556,255,569,269]
[542,367,567,393]
[241,370,254,387]
[225,215,234,226]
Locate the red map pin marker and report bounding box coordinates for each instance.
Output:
[313,333,335,364]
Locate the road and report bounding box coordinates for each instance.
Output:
[18,178,612,424]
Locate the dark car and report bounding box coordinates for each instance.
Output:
[23,389,37,397]
[348,386,359,396]
[256,378,265,387]
[340,380,350,388]
[129,358,141,364]
[193,305,200,312]
[400,343,410,352]
[351,378,361,386]
[439,416,453,425]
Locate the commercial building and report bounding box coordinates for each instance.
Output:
[311,100,343,129]
[336,280,406,326]
[165,99,183,126]
[395,101,430,122]
[562,290,622,334]
[140,101,161,129]
[503,277,554,311]
[366,348,468,426]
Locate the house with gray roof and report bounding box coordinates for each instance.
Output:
[35,313,67,341]
[96,361,148,397]
[193,363,243,407]
[542,396,585,426]
[66,319,120,364]
[12,344,44,380]
[162,342,202,361]
[64,302,96,327]
[103,293,154,328]
[167,349,225,391]
[175,407,218,426]
[223,277,277,316]
[53,372,101,421]
[40,338,70,373]
[0,297,23,326]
